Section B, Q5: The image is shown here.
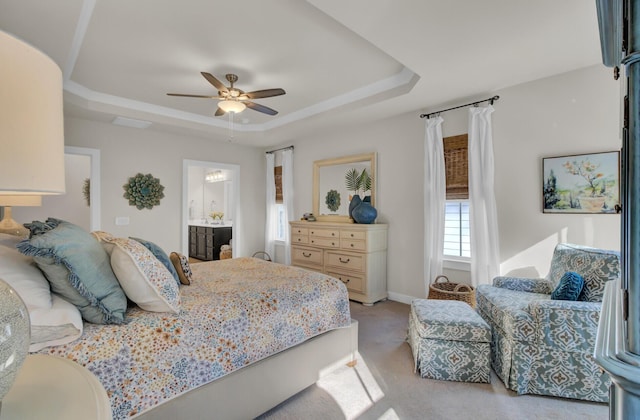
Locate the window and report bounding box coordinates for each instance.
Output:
[275,203,286,241]
[443,134,470,259]
[444,201,470,257]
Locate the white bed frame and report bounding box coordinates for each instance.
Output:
[135,320,358,420]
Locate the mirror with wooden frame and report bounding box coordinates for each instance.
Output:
[313,152,376,223]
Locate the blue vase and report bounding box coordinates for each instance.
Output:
[349,195,362,220]
[352,201,377,224]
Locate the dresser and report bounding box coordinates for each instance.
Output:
[189,225,233,261]
[290,221,388,305]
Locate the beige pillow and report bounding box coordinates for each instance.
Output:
[107,237,181,313]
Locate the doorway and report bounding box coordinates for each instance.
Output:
[12,146,100,231]
[182,160,240,258]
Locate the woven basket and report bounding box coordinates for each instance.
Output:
[219,245,232,260]
[428,275,476,308]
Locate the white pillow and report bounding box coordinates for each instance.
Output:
[29,293,83,351]
[0,233,52,310]
[107,237,180,313]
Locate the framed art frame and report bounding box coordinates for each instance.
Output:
[542,151,620,214]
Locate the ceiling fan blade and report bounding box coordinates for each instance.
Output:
[245,101,278,116]
[201,72,228,93]
[214,107,226,116]
[167,93,220,99]
[245,88,286,99]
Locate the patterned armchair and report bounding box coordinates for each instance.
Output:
[476,243,620,402]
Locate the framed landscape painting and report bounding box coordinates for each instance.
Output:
[542,151,620,214]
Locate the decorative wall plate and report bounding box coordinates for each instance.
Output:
[325,189,341,212]
[123,173,165,210]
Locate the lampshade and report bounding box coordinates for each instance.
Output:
[0,30,65,196]
[0,30,64,405]
[218,100,246,114]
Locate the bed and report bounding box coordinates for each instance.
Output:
[2,224,357,420]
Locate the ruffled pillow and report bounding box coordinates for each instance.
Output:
[551,271,584,301]
[18,218,127,324]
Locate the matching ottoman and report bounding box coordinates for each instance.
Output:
[408,299,491,383]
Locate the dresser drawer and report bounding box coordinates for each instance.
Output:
[309,237,340,248]
[309,228,339,239]
[292,234,309,245]
[325,251,364,272]
[327,271,365,293]
[341,230,366,241]
[341,240,366,251]
[292,246,323,266]
[292,226,309,236]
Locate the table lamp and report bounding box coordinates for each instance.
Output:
[0,195,42,238]
[0,30,65,407]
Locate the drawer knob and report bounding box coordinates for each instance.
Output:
[339,257,350,263]
[350,244,354,247]
[339,278,350,284]
[350,233,354,237]
[331,242,335,246]
[332,232,335,236]
[311,240,315,243]
[303,252,312,258]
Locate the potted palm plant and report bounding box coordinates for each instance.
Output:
[345,168,376,223]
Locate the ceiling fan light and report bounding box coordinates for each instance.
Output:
[218,100,246,114]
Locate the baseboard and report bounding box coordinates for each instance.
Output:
[387,291,421,305]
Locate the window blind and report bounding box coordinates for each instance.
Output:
[443,134,468,200]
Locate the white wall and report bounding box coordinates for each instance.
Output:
[28,64,619,303]
[287,64,621,303]
[14,153,91,230]
[62,117,266,256]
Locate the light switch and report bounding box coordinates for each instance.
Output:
[115,216,129,226]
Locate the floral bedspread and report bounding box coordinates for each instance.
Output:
[38,257,351,419]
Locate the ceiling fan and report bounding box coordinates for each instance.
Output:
[167,72,285,116]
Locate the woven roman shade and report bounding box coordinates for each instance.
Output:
[443,134,468,199]
[274,166,283,203]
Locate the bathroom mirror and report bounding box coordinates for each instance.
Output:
[313,152,376,223]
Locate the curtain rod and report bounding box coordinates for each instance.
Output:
[419,95,500,119]
[265,145,294,154]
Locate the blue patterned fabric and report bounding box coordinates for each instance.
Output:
[551,271,584,301]
[476,243,619,402]
[547,243,620,302]
[493,276,552,294]
[408,299,491,383]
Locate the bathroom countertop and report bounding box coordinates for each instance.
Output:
[188,221,233,228]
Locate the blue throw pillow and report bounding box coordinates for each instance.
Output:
[17,218,127,324]
[130,237,180,285]
[551,271,584,301]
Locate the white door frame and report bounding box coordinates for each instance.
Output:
[65,146,101,231]
[182,160,241,257]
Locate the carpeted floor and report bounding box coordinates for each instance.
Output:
[258,300,607,420]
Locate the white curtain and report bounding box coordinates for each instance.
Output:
[264,153,277,259]
[424,116,446,296]
[281,149,294,265]
[468,106,500,286]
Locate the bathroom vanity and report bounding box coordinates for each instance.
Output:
[188,223,232,261]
